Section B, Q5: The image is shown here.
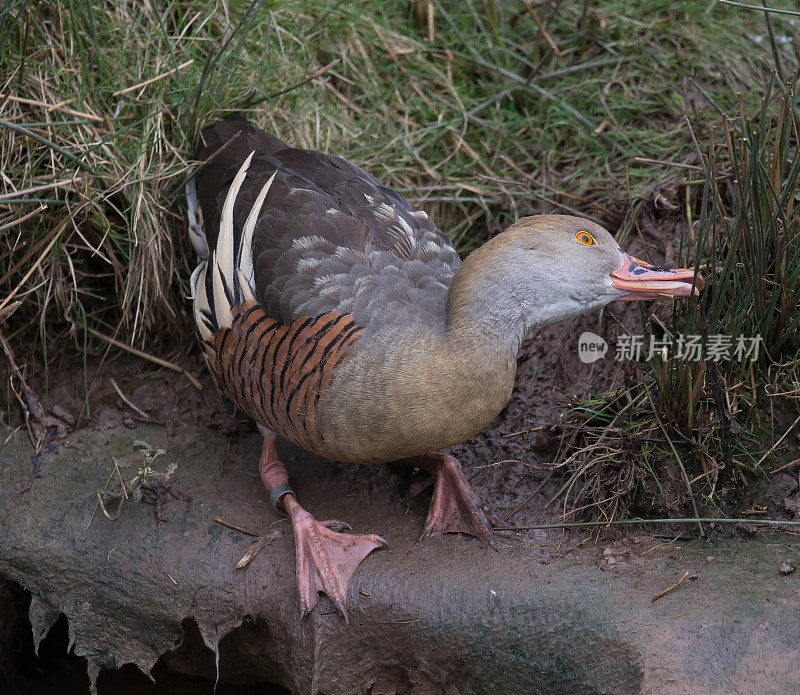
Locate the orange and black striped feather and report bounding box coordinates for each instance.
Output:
[209,300,363,450]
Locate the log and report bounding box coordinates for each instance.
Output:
[1,421,799,694]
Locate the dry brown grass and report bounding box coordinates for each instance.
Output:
[2,0,791,368]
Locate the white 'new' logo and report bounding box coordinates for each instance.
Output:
[578,331,608,364]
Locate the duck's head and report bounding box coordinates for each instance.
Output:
[448,214,703,345]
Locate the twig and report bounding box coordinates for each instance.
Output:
[0,204,47,232]
[110,378,153,421]
[88,468,118,527]
[236,537,266,569]
[98,491,125,521]
[85,326,202,390]
[651,570,689,602]
[757,412,800,468]
[47,98,73,112]
[493,517,800,531]
[523,1,563,59]
[0,93,104,121]
[624,165,654,263]
[113,59,194,97]
[683,115,708,176]
[502,472,554,521]
[0,176,84,202]
[718,0,800,17]
[502,428,532,438]
[631,157,702,171]
[322,79,365,114]
[190,128,247,179]
[476,459,523,469]
[3,426,22,446]
[213,516,261,537]
[267,59,341,99]
[769,457,800,475]
[112,456,128,500]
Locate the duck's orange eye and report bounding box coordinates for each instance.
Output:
[575,231,596,246]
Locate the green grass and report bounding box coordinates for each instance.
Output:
[1,0,796,359]
[655,78,800,490]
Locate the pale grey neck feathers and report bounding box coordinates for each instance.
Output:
[445,218,623,354]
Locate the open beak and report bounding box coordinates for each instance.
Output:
[610,251,704,301]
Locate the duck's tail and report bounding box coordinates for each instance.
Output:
[186,117,279,350]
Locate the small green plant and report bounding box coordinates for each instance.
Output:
[91,439,176,523]
[131,440,169,476]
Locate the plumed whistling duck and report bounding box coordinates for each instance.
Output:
[186,116,703,620]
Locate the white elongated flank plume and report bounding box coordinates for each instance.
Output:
[216,151,255,311]
[186,149,278,340]
[212,250,234,328]
[240,170,276,288]
[190,260,214,342]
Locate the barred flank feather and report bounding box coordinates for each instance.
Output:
[213,301,363,449]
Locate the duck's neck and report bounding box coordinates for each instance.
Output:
[444,236,593,353]
[445,252,535,356]
[445,273,530,356]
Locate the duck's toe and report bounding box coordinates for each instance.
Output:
[418,452,494,544]
[291,506,387,621]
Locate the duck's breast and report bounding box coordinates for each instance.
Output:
[317,323,518,464]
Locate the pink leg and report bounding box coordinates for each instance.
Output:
[415,451,493,543]
[258,435,386,621]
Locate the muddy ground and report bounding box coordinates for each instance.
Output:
[2,341,800,693]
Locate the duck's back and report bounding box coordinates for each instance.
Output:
[192,116,460,334]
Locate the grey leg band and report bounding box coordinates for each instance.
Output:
[270,483,294,514]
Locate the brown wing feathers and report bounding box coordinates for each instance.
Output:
[193,115,460,334]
